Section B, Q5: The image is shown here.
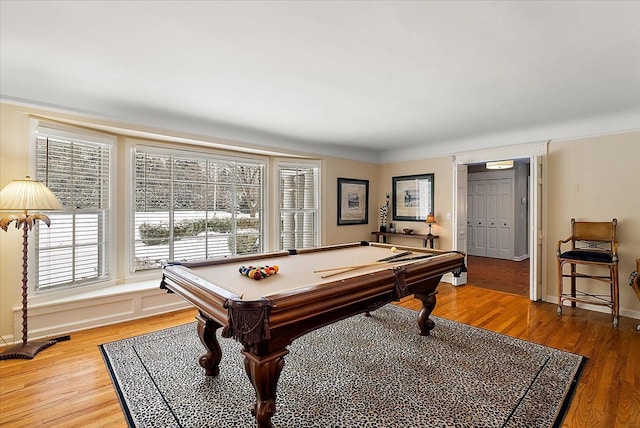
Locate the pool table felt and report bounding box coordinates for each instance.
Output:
[177,245,445,301]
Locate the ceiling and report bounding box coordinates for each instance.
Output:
[1,1,639,163]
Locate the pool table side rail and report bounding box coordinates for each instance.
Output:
[364,241,451,255]
[263,252,464,344]
[161,266,234,325]
[270,250,463,308]
[161,248,465,349]
[171,250,291,268]
[266,251,464,307]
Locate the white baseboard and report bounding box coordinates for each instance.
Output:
[543,295,640,323]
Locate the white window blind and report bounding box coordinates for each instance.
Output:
[278,162,319,250]
[35,125,114,290]
[133,146,265,270]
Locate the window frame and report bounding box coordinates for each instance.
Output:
[29,119,117,295]
[275,159,322,250]
[127,140,269,276]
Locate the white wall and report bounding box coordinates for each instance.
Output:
[545,131,640,317]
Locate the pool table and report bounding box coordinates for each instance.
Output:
[160,241,465,427]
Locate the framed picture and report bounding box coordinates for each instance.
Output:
[337,178,369,225]
[392,173,434,221]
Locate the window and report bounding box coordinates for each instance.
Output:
[34,122,115,291]
[133,145,265,271]
[277,161,320,250]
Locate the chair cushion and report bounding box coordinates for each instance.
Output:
[560,250,615,263]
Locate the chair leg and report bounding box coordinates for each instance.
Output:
[612,264,619,328]
[557,260,563,316]
[570,263,577,308]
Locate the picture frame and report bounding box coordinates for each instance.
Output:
[392,173,434,221]
[337,177,369,225]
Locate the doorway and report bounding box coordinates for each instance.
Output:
[452,142,547,301]
[465,160,530,296]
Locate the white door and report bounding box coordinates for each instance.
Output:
[530,155,544,300]
[498,179,514,259]
[470,181,487,256]
[452,163,468,286]
[486,180,499,258]
[469,178,514,260]
[466,190,474,253]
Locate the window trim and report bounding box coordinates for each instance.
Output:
[275,158,322,250]
[126,139,270,277]
[27,118,118,299]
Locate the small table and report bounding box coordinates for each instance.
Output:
[372,231,439,249]
[161,241,464,427]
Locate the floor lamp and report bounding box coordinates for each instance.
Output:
[0,176,63,360]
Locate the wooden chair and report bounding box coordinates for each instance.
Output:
[630,259,640,331]
[557,218,619,327]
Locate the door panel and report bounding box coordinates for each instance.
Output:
[470,182,487,256]
[486,183,499,257]
[498,179,514,259]
[453,163,468,286]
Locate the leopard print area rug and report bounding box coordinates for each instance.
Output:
[100,305,584,427]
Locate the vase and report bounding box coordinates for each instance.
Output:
[379,225,387,232]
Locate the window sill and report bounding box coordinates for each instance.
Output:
[30,278,162,309]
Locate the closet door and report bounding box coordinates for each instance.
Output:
[469,181,487,256]
[497,179,514,259]
[468,177,515,260]
[485,180,499,258]
[466,188,475,255]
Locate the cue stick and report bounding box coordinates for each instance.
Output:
[319,255,413,278]
[313,261,389,273]
[321,251,413,277]
[376,250,412,262]
[314,253,436,274]
[320,266,367,278]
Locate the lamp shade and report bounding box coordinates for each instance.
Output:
[0,176,63,211]
[426,213,436,224]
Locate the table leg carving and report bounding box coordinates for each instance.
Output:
[414,291,437,336]
[243,349,288,428]
[196,314,223,376]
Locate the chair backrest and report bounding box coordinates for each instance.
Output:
[570,218,617,251]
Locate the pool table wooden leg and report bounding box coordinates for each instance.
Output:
[196,313,223,376]
[243,349,288,428]
[414,290,438,336]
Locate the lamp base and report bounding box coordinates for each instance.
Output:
[0,339,56,360]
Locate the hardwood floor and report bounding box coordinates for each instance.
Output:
[466,255,530,296]
[1,283,638,427]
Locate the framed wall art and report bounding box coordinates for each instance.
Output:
[392,173,434,221]
[337,177,369,225]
